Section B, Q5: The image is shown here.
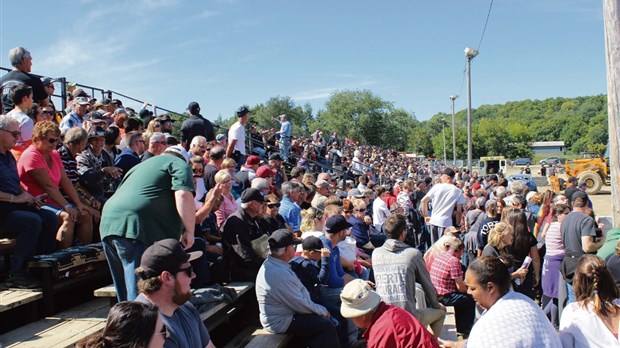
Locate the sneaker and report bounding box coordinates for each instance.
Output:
[5,273,43,289]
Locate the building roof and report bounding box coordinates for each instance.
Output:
[531,141,565,147]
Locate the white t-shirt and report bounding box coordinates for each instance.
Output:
[6,109,33,147]
[372,197,391,230]
[467,290,562,348]
[424,183,466,228]
[228,121,246,155]
[559,299,620,348]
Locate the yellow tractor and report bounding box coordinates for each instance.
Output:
[563,152,610,195]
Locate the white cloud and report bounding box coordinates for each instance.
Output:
[192,10,220,20]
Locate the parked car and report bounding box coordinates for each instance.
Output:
[539,157,566,165]
[514,158,532,165]
[507,174,538,192]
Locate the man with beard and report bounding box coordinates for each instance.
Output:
[135,239,215,348]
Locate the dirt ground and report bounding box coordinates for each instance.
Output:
[505,165,614,218]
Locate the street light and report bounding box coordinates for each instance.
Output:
[441,117,447,165]
[449,94,458,166]
[465,47,479,172]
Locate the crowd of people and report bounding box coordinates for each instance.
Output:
[2,46,620,347]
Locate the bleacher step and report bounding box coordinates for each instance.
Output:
[0,298,108,348]
[0,290,42,313]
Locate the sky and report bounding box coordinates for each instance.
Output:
[0,0,607,122]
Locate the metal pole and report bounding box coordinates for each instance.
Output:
[450,95,458,165]
[442,119,447,165]
[466,56,473,172]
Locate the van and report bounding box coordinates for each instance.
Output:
[480,156,507,177]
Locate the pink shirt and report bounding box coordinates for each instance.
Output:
[215,193,238,228]
[17,145,63,205]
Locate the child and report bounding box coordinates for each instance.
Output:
[289,236,330,303]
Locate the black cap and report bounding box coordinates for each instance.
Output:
[139,239,202,278]
[158,114,175,122]
[442,168,456,178]
[87,125,106,139]
[240,188,268,204]
[187,102,200,114]
[568,176,578,184]
[41,77,56,86]
[571,190,588,202]
[236,105,250,117]
[489,174,499,182]
[269,153,283,161]
[111,99,123,106]
[268,229,301,249]
[101,98,111,105]
[302,236,323,251]
[325,214,352,233]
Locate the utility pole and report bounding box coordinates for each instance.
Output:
[465,47,478,173]
[442,118,447,165]
[450,95,458,165]
[603,0,620,227]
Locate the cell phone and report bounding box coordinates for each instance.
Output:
[35,193,48,200]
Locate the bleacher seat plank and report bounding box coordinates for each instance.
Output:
[0,290,42,312]
[93,284,116,298]
[439,306,457,341]
[245,329,291,348]
[0,299,108,348]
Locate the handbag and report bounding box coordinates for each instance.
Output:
[560,250,583,283]
[250,234,270,259]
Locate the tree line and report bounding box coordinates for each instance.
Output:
[211,91,609,159]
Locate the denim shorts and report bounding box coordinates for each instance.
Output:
[41,203,75,216]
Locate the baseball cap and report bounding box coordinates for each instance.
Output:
[572,190,588,202]
[138,109,153,119]
[578,182,588,188]
[268,229,301,249]
[236,105,250,117]
[139,239,202,278]
[165,145,190,162]
[245,155,260,168]
[340,279,382,318]
[87,126,106,139]
[315,179,330,188]
[325,215,352,233]
[41,77,56,86]
[302,236,323,251]
[187,102,200,114]
[269,153,283,161]
[256,165,277,178]
[74,96,90,105]
[110,99,123,106]
[240,188,268,204]
[216,133,227,142]
[157,114,175,122]
[347,188,364,198]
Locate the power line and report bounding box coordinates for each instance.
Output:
[477,0,494,51]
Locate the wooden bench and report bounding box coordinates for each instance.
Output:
[0,298,109,348]
[0,238,16,273]
[0,289,43,323]
[224,326,292,348]
[94,281,255,331]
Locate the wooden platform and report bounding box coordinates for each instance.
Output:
[0,298,108,348]
[0,290,42,313]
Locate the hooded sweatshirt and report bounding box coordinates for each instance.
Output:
[372,239,441,315]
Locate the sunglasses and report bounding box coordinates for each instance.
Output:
[353,208,366,212]
[267,203,281,208]
[41,110,54,115]
[47,137,59,144]
[176,265,193,277]
[1,128,21,138]
[154,124,161,128]
[192,168,204,174]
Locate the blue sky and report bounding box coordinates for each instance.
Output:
[0,0,606,122]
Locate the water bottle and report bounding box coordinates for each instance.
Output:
[515,256,533,286]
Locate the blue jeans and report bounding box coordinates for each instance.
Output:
[439,292,475,335]
[279,140,290,161]
[566,282,576,305]
[1,207,57,275]
[102,236,148,302]
[320,287,358,345]
[287,313,340,348]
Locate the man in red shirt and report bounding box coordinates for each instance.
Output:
[429,238,475,337]
[340,279,439,348]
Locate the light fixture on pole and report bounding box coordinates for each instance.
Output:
[465,47,479,172]
[441,117,447,165]
[449,94,458,165]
